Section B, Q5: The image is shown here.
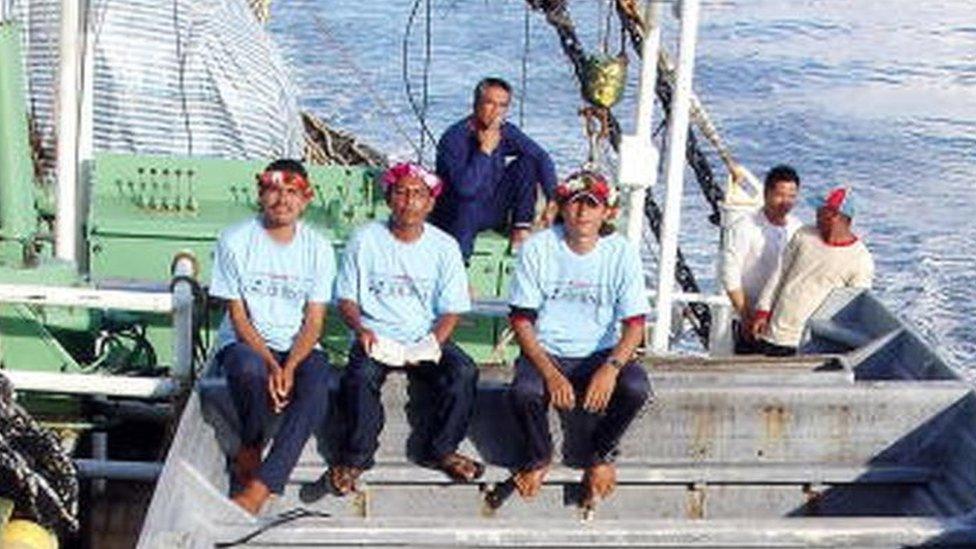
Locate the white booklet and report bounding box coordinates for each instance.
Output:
[369,333,441,367]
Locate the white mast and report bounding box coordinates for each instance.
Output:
[650,0,702,353]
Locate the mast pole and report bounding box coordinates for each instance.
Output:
[54,0,84,263]
[650,0,701,353]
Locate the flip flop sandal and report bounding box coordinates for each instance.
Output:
[329,465,363,495]
[436,452,486,482]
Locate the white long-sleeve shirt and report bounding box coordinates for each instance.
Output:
[720,209,802,311]
[756,226,874,347]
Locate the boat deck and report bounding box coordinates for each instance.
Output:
[138,290,976,547]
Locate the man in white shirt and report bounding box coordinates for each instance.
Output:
[720,165,802,354]
[752,186,874,355]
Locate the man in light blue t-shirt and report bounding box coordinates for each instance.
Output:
[329,162,482,495]
[507,170,651,506]
[210,159,338,514]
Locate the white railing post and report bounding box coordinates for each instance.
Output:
[170,255,197,381]
[650,0,701,353]
[0,283,191,398]
[619,0,663,244]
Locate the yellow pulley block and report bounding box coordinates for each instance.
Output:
[583,53,628,109]
[1,519,59,549]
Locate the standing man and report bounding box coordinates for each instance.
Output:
[720,165,802,353]
[210,159,338,514]
[752,186,874,356]
[329,162,483,495]
[507,171,651,506]
[431,77,559,262]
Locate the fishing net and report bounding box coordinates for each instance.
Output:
[0,373,79,533]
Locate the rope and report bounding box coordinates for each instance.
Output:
[0,374,79,534]
[302,112,386,167]
[214,507,332,547]
[311,15,418,161]
[616,7,730,225]
[602,0,614,54]
[519,4,530,127]
[421,0,433,161]
[246,0,272,24]
[402,0,438,163]
[526,0,710,345]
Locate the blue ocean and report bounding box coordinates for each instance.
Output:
[269,1,976,372]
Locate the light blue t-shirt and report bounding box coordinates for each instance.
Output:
[508,225,650,358]
[334,221,471,343]
[210,217,336,352]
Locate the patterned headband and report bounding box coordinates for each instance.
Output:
[380,162,443,198]
[256,170,313,199]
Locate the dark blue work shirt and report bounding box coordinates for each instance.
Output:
[434,117,557,204]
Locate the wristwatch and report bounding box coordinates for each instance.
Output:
[607,357,624,370]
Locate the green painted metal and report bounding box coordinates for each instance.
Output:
[87,153,383,282]
[0,263,89,374]
[0,22,38,265]
[0,304,81,372]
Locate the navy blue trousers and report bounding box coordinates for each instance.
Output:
[335,341,478,469]
[218,343,338,494]
[431,155,540,261]
[509,349,651,469]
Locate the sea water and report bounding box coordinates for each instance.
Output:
[269,0,976,372]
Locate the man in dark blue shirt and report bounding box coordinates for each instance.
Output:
[431,77,558,262]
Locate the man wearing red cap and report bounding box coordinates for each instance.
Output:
[752,186,874,355]
[210,159,339,514]
[507,171,651,506]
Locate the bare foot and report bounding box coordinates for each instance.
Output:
[513,463,550,499]
[233,445,262,488]
[582,462,616,506]
[232,478,270,515]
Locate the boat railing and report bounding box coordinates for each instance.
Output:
[0,260,195,400]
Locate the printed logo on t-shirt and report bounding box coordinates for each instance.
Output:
[244,272,310,302]
[367,273,434,302]
[543,280,608,306]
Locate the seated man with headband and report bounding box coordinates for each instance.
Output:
[210,159,339,514]
[328,162,483,494]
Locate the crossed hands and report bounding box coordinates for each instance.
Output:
[265,358,295,414]
[543,363,619,414]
